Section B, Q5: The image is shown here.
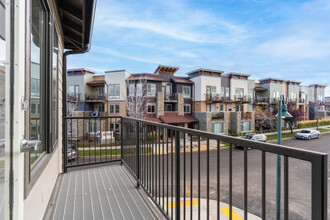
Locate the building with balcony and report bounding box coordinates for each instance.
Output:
[188,69,255,135]
[126,65,198,129]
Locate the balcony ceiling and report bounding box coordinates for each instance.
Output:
[56,0,96,50]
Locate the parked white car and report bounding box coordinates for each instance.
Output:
[295,129,320,140]
[236,133,267,150]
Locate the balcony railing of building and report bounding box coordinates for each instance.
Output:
[67,93,81,102]
[206,93,226,102]
[63,116,327,220]
[165,93,178,101]
[234,95,252,103]
[289,98,298,103]
[254,97,269,104]
[85,93,107,102]
[241,112,253,120]
[298,98,305,103]
[212,112,225,120]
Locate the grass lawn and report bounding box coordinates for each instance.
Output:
[78,147,152,157]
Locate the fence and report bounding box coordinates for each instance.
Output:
[64,116,327,220]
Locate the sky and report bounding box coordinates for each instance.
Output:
[67,0,329,96]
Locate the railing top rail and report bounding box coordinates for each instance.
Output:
[64,116,121,119]
[121,116,326,162]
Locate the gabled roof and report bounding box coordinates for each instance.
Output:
[159,113,198,123]
[154,65,179,74]
[172,77,194,84]
[126,74,165,82]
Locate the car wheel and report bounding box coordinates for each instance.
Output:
[317,134,320,139]
[308,136,311,140]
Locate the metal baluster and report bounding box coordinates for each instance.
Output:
[217,140,220,220]
[244,146,248,220]
[262,151,266,220]
[229,143,232,220]
[284,156,288,220]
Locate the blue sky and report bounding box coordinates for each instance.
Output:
[68,0,330,95]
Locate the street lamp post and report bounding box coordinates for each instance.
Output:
[276,95,292,220]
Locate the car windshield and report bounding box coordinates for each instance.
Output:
[300,130,311,133]
[242,135,253,139]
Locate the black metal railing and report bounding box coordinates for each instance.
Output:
[206,93,226,102]
[85,93,107,102]
[64,116,122,169]
[212,112,225,120]
[64,116,327,220]
[165,93,178,101]
[234,95,252,103]
[255,97,269,103]
[67,93,81,102]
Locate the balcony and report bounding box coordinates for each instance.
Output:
[288,98,298,103]
[206,93,226,102]
[233,95,252,103]
[298,98,305,104]
[254,97,269,104]
[85,93,107,102]
[212,112,225,120]
[241,111,253,120]
[165,93,178,102]
[67,93,81,102]
[56,116,327,220]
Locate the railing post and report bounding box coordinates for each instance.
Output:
[175,130,181,220]
[136,121,140,188]
[311,155,327,220]
[120,117,123,165]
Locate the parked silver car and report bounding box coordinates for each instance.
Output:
[295,129,320,140]
[235,133,267,150]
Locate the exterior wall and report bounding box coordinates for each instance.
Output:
[229,111,255,135]
[229,77,248,100]
[287,83,300,101]
[190,75,221,101]
[105,70,131,101]
[178,93,184,116]
[157,92,165,117]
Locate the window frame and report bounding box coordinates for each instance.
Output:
[109,103,120,114]
[184,104,191,113]
[147,103,156,113]
[147,83,156,97]
[183,86,191,98]
[109,84,120,98]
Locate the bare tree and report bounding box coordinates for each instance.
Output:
[67,101,78,116]
[255,106,273,133]
[284,102,304,133]
[125,77,148,119]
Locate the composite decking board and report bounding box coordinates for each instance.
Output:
[52,165,157,219]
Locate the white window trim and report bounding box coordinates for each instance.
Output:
[184,104,191,113]
[109,103,120,114]
[147,84,156,97]
[183,86,191,98]
[109,84,120,99]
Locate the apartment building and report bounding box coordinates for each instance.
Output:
[126,65,198,129]
[300,84,329,119]
[188,69,255,135]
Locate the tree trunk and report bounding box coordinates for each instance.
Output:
[290,122,293,134]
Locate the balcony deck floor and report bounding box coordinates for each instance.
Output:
[51,165,161,220]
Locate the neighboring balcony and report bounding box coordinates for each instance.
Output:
[206,93,227,102]
[165,93,178,102]
[212,112,225,120]
[241,111,253,120]
[67,93,81,102]
[254,97,269,104]
[85,93,107,102]
[233,95,252,103]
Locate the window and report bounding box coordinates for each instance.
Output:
[235,88,244,98]
[219,104,224,111]
[98,103,105,112]
[247,104,254,112]
[225,87,230,97]
[109,104,120,114]
[183,86,191,98]
[228,104,233,112]
[206,86,216,99]
[69,85,79,98]
[50,26,59,149]
[212,123,224,134]
[236,104,243,112]
[165,104,173,111]
[241,121,251,132]
[221,87,225,96]
[109,84,120,98]
[184,104,191,113]
[248,89,253,99]
[147,84,156,96]
[128,84,135,96]
[98,86,105,95]
[136,83,143,96]
[31,102,39,115]
[147,103,156,113]
[109,122,120,132]
[88,121,96,133]
[29,0,46,165]
[206,104,216,113]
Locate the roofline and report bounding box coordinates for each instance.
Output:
[186,68,224,76]
[67,68,97,74]
[224,72,251,77]
[104,70,128,73]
